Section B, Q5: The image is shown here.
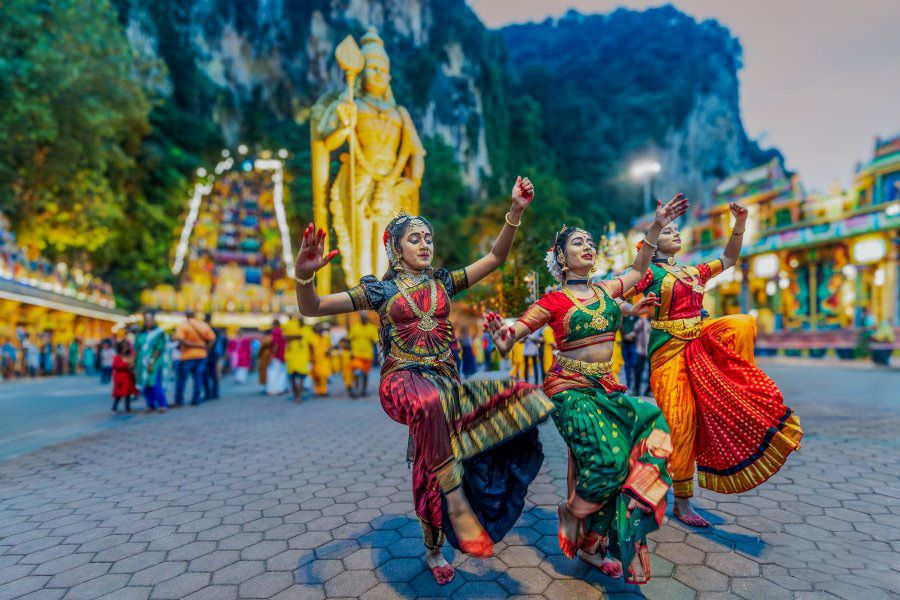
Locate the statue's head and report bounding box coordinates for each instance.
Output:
[546,226,597,282]
[361,28,391,98]
[383,214,434,279]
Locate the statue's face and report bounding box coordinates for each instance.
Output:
[563,230,596,275]
[657,224,682,255]
[364,58,390,96]
[398,224,434,272]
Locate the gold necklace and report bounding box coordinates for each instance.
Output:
[562,283,609,331]
[658,262,705,294]
[396,272,439,332]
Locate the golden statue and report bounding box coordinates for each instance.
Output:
[310,27,426,294]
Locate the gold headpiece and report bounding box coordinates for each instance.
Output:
[360,27,389,66]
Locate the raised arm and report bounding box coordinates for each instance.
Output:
[464,177,535,286]
[615,194,689,296]
[720,202,748,270]
[294,223,355,317]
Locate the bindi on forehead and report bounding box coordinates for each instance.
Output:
[405,228,431,238]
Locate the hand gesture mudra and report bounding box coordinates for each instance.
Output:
[654,193,689,227]
[295,223,340,280]
[729,202,748,223]
[511,176,535,210]
[483,311,514,346]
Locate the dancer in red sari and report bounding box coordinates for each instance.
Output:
[629,202,802,527]
[295,177,552,585]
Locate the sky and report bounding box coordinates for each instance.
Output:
[468,0,900,193]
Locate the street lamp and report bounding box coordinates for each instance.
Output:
[630,159,661,214]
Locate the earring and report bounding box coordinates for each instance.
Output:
[393,262,403,272]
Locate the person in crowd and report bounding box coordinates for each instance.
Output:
[265,319,288,396]
[460,329,477,379]
[99,339,115,384]
[111,340,137,413]
[40,337,54,375]
[234,335,252,383]
[619,310,639,393]
[508,332,525,381]
[54,343,66,375]
[172,309,215,406]
[336,338,354,397]
[522,330,541,383]
[82,341,96,376]
[631,313,651,396]
[347,313,380,397]
[1,338,17,380]
[481,330,495,372]
[135,312,169,413]
[540,325,556,383]
[283,315,314,402]
[202,314,225,400]
[68,338,80,375]
[257,329,272,388]
[310,322,332,397]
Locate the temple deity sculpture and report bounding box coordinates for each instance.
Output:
[310,27,426,294]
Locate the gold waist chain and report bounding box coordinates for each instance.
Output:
[555,355,614,376]
[650,316,703,340]
[388,346,452,365]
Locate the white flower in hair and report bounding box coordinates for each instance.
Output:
[545,247,564,282]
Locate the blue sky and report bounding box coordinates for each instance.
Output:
[468,0,900,193]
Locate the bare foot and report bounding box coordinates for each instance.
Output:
[445,489,493,558]
[578,550,624,578]
[673,497,710,527]
[557,502,582,558]
[425,550,455,584]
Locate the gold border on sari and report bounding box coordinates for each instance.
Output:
[698,414,803,494]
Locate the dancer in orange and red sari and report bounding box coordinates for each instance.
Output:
[484,194,689,584]
[630,201,802,527]
[295,177,552,585]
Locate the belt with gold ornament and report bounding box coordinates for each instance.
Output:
[650,316,703,340]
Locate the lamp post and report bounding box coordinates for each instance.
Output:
[629,159,661,214]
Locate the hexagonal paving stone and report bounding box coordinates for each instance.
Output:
[706,551,763,578]
[674,564,730,591]
[238,571,294,598]
[150,572,210,599]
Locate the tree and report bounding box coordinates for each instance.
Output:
[0,0,154,256]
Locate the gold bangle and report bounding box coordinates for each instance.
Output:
[294,272,315,286]
[642,237,658,249]
[505,212,521,227]
[732,230,745,235]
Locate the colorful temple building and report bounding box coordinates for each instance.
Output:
[141,152,296,328]
[631,135,899,355]
[0,213,125,348]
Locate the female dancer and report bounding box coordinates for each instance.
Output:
[630,202,802,527]
[484,194,688,584]
[295,177,552,585]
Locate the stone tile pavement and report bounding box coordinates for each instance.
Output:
[1,363,898,599]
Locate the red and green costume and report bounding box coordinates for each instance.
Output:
[519,282,672,584]
[349,269,552,551]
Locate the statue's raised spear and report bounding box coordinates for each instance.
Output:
[335,36,365,247]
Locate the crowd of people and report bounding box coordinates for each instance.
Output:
[0,333,115,381]
[100,308,386,414]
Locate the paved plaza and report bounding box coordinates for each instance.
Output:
[0,362,898,599]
